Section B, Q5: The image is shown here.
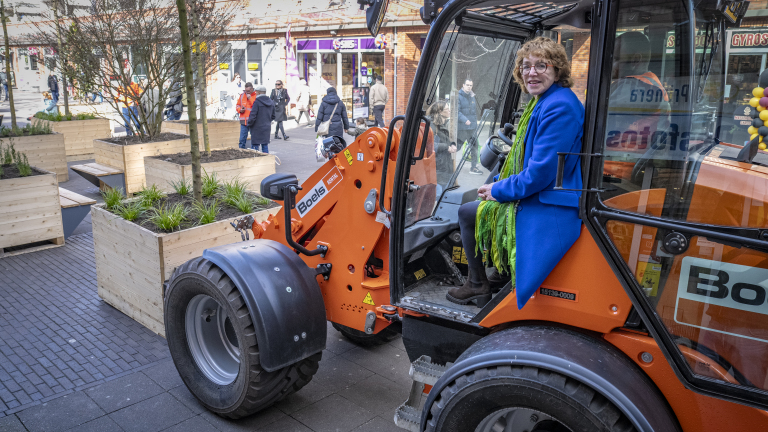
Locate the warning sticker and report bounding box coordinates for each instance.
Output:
[414,269,426,280]
[452,246,468,265]
[362,292,375,305]
[357,152,364,161]
[343,149,354,165]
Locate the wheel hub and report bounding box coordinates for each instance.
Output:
[475,407,571,432]
[185,294,240,385]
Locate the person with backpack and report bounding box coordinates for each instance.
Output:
[315,87,349,138]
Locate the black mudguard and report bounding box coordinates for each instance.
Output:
[202,239,326,372]
[421,325,679,432]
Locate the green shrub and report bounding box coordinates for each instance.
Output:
[1,143,12,164]
[101,187,124,210]
[230,195,255,214]
[255,195,271,206]
[147,203,188,231]
[193,199,220,225]
[33,112,98,122]
[202,170,220,198]
[170,178,191,196]
[0,122,51,138]
[115,200,146,221]
[17,154,32,177]
[136,184,166,206]
[219,177,248,206]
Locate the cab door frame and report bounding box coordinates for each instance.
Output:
[582,0,768,410]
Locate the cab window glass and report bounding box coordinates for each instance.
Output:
[599,0,768,393]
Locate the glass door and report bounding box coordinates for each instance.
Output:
[341,53,356,119]
[722,54,763,145]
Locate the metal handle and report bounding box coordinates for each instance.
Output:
[553,152,608,192]
[379,115,405,216]
[283,185,328,257]
[411,115,431,164]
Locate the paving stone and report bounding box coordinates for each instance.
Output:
[109,393,194,432]
[160,415,216,432]
[64,415,123,432]
[84,372,163,413]
[292,394,376,432]
[0,415,26,432]
[201,406,285,432]
[338,373,410,417]
[311,355,375,394]
[255,416,313,432]
[349,416,403,432]
[167,384,207,415]
[16,392,105,432]
[341,344,413,387]
[274,375,335,415]
[142,361,184,391]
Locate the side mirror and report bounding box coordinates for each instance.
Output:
[260,173,299,201]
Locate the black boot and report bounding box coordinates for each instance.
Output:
[446,270,491,307]
[488,268,511,293]
[283,135,289,140]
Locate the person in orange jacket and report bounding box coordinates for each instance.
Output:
[117,81,142,136]
[236,82,258,148]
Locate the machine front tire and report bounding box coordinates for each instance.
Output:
[425,365,636,432]
[164,257,321,419]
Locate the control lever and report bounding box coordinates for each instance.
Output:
[230,215,255,241]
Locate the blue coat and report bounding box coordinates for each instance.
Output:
[457,89,478,131]
[490,83,584,309]
[315,88,349,138]
[247,95,275,145]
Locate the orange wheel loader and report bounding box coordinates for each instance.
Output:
[163,0,768,430]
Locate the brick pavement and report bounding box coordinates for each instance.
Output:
[0,233,412,431]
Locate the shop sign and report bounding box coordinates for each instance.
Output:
[666,33,708,48]
[730,31,768,48]
[248,62,259,70]
[219,63,229,70]
[332,39,358,50]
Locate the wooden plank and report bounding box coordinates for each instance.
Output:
[84,162,123,175]
[59,187,96,206]
[0,242,63,257]
[0,194,62,213]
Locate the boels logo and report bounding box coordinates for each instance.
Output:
[296,167,343,217]
[676,256,768,342]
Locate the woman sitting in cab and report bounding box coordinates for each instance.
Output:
[447,37,585,309]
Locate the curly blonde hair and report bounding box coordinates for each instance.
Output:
[513,37,573,93]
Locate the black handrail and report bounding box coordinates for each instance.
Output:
[379,115,405,215]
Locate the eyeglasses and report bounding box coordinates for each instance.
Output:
[276,83,282,86]
[520,63,554,75]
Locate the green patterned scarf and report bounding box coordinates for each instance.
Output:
[474,97,537,277]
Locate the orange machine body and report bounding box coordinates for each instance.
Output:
[259,127,768,429]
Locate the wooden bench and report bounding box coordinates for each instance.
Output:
[59,187,97,239]
[70,162,126,193]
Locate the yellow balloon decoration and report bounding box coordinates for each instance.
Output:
[758,105,765,112]
[754,87,766,98]
[751,97,761,107]
[749,126,758,135]
[760,110,768,122]
[760,143,767,151]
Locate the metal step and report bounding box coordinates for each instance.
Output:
[394,404,421,432]
[409,355,450,386]
[394,355,452,432]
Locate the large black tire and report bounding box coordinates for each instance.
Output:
[164,257,321,419]
[425,365,636,432]
[332,321,401,347]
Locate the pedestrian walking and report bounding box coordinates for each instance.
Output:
[48,73,59,104]
[295,79,312,125]
[248,85,275,153]
[427,100,457,186]
[370,75,388,127]
[315,87,349,138]
[457,78,482,175]
[164,81,184,121]
[229,73,244,100]
[236,82,258,149]
[270,80,290,140]
[117,81,142,136]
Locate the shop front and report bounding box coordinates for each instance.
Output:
[297,37,385,119]
[723,28,768,145]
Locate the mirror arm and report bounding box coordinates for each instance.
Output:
[283,185,328,257]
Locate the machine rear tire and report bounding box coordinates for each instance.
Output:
[332,322,401,347]
[425,365,637,432]
[164,257,321,419]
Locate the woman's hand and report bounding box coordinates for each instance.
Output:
[477,184,497,201]
[448,144,457,153]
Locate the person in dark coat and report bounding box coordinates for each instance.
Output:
[48,73,59,103]
[314,87,349,138]
[247,85,275,153]
[426,100,456,186]
[457,79,481,175]
[270,80,290,140]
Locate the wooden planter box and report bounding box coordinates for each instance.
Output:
[1,134,68,183]
[91,203,280,335]
[32,118,111,161]
[0,168,65,253]
[144,150,276,193]
[161,120,240,151]
[94,136,192,195]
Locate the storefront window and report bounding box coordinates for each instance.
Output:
[341,53,356,118]
[723,55,762,145]
[361,53,384,86]
[300,53,320,110]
